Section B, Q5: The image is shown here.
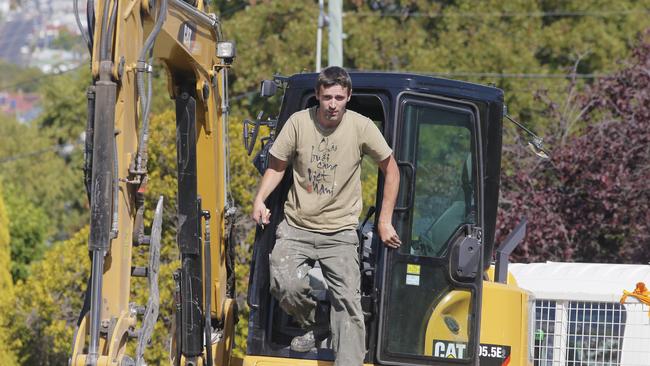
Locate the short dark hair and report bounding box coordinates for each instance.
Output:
[316,66,352,92]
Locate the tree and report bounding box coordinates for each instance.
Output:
[7,228,89,365]
[344,0,650,133]
[497,31,650,263]
[0,60,43,93]
[0,115,79,280]
[0,181,18,365]
[224,0,318,98]
[537,0,650,74]
[2,183,49,281]
[0,68,89,243]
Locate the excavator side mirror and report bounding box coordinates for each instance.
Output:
[260,80,277,98]
[449,225,481,282]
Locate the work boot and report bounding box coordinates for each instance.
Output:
[290,330,316,352]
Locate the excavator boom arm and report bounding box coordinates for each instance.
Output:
[71,0,235,365]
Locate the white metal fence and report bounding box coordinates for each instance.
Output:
[532,300,650,366]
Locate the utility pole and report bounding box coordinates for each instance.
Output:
[315,0,326,72]
[328,0,343,67]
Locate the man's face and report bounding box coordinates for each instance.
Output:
[316,84,351,125]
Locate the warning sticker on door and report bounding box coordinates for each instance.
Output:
[405,274,420,286]
[407,263,421,275]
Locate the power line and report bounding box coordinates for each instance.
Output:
[356,69,612,80]
[0,63,86,91]
[346,9,650,19]
[231,90,261,101]
[0,145,64,165]
[218,2,249,18]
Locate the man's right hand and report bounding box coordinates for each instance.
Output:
[250,155,288,228]
[251,199,271,226]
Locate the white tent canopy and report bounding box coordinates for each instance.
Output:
[510,262,650,303]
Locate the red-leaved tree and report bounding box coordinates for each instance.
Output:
[497,32,650,264]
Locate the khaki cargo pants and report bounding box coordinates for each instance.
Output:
[269,220,365,366]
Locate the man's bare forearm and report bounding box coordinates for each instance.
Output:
[254,157,287,202]
[254,171,284,203]
[378,155,399,223]
[377,155,401,247]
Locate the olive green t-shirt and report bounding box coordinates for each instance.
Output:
[269,106,392,233]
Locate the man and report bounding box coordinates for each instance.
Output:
[251,66,401,365]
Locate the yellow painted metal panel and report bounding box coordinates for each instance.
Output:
[240,355,376,366]
[481,280,533,366]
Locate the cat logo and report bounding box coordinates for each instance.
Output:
[178,22,197,53]
[433,340,467,359]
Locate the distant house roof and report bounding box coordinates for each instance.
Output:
[0,91,41,122]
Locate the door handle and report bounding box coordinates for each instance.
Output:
[394,160,415,212]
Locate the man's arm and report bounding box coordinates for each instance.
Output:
[251,155,289,225]
[377,155,402,248]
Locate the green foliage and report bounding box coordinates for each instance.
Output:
[360,157,378,216]
[223,0,650,136]
[35,67,90,238]
[212,0,251,18]
[50,30,86,54]
[0,67,89,242]
[0,181,18,365]
[0,60,44,93]
[0,111,181,365]
[0,114,84,283]
[232,228,255,357]
[8,228,89,366]
[0,182,12,294]
[37,67,89,144]
[537,0,650,73]
[2,183,49,281]
[228,112,264,215]
[224,0,317,97]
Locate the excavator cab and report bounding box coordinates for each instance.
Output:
[244,72,506,365]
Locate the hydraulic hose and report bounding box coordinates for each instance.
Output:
[85,0,95,54]
[98,0,112,62]
[73,0,91,53]
[105,0,119,60]
[112,138,119,236]
[135,0,168,172]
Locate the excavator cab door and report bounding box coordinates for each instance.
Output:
[377,92,484,365]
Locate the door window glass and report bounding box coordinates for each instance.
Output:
[399,103,476,257]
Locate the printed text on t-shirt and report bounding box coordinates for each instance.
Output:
[307,137,338,196]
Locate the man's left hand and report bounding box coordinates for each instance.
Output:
[378,221,401,249]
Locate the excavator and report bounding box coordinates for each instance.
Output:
[243,74,533,366]
[70,0,236,365]
[71,0,533,365]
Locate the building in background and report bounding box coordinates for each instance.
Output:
[0,0,87,72]
[0,91,42,123]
